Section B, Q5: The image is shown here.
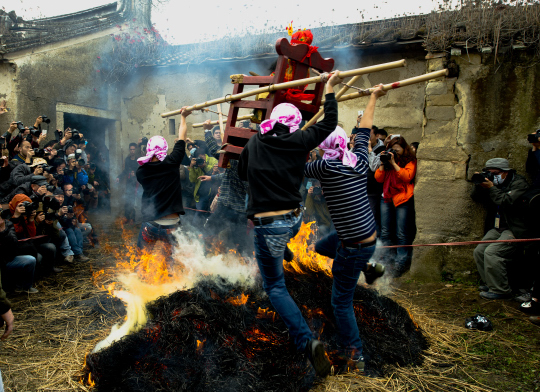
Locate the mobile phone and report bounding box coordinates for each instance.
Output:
[42,129,48,136]
[358,110,364,116]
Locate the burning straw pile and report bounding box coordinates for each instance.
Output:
[84,259,427,392]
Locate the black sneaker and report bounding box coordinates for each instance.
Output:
[305,339,331,377]
[284,246,294,262]
[364,262,385,284]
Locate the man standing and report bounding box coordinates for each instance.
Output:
[238,71,343,378]
[472,158,529,299]
[306,85,386,373]
[135,108,191,250]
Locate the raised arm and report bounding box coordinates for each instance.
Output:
[178,107,192,142]
[359,84,386,130]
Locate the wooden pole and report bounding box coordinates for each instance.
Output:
[300,74,363,130]
[301,69,448,129]
[217,103,225,142]
[160,59,407,118]
[192,115,253,128]
[336,69,449,103]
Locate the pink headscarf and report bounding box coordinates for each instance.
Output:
[319,126,358,168]
[260,103,302,135]
[137,136,168,166]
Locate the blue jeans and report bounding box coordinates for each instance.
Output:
[253,212,312,351]
[316,231,376,359]
[137,221,179,251]
[380,197,416,274]
[65,227,83,255]
[58,230,74,257]
[4,255,36,290]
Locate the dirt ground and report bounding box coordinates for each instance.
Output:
[1,214,539,391]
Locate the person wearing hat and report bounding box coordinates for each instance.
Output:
[0,175,49,204]
[9,157,48,188]
[471,158,530,300]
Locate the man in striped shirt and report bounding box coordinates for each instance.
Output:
[304,84,386,372]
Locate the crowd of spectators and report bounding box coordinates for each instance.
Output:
[0,109,111,306]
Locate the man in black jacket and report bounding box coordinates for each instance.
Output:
[238,71,343,377]
[472,158,529,299]
[135,108,191,251]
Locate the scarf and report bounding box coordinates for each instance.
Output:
[260,103,302,135]
[319,126,358,167]
[137,136,168,166]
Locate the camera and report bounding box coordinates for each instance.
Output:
[41,165,53,173]
[42,195,61,211]
[472,171,495,185]
[55,129,63,141]
[71,129,81,142]
[44,212,57,221]
[46,185,56,193]
[15,121,25,131]
[312,186,322,196]
[56,150,65,159]
[30,128,42,137]
[0,208,11,220]
[64,169,74,176]
[41,115,51,124]
[24,135,33,143]
[19,201,37,216]
[0,136,5,146]
[140,137,148,146]
[196,157,205,166]
[75,148,82,158]
[32,148,40,155]
[528,130,540,144]
[52,173,63,181]
[77,159,85,166]
[67,206,74,214]
[380,148,397,163]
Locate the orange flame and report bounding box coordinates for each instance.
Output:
[226,293,249,306]
[196,339,205,352]
[285,222,333,276]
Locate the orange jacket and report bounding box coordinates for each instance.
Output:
[374,160,417,207]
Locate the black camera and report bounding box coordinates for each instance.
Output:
[528,130,540,144]
[30,128,42,137]
[71,130,81,142]
[19,201,37,216]
[472,171,495,185]
[46,185,56,193]
[141,137,148,146]
[24,135,33,143]
[44,212,57,221]
[55,129,63,142]
[0,136,5,146]
[67,206,74,214]
[64,169,74,176]
[41,115,51,124]
[43,195,61,211]
[0,208,11,219]
[196,157,205,166]
[77,159,85,166]
[72,187,80,195]
[56,150,65,159]
[32,148,40,155]
[15,121,25,131]
[53,173,63,181]
[312,186,322,196]
[41,165,53,173]
[380,148,397,163]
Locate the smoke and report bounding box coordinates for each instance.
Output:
[92,227,258,353]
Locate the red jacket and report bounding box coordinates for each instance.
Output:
[374,160,416,207]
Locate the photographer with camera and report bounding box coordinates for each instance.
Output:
[374,134,417,278]
[1,175,48,204]
[115,143,140,223]
[135,108,191,251]
[471,158,529,299]
[8,194,58,275]
[0,207,38,293]
[188,148,218,228]
[9,158,50,189]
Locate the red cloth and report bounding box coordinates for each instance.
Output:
[9,194,37,237]
[382,170,401,203]
[285,89,315,102]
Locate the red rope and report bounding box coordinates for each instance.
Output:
[380,237,540,249]
[184,207,213,214]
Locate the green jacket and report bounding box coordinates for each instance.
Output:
[189,155,218,202]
